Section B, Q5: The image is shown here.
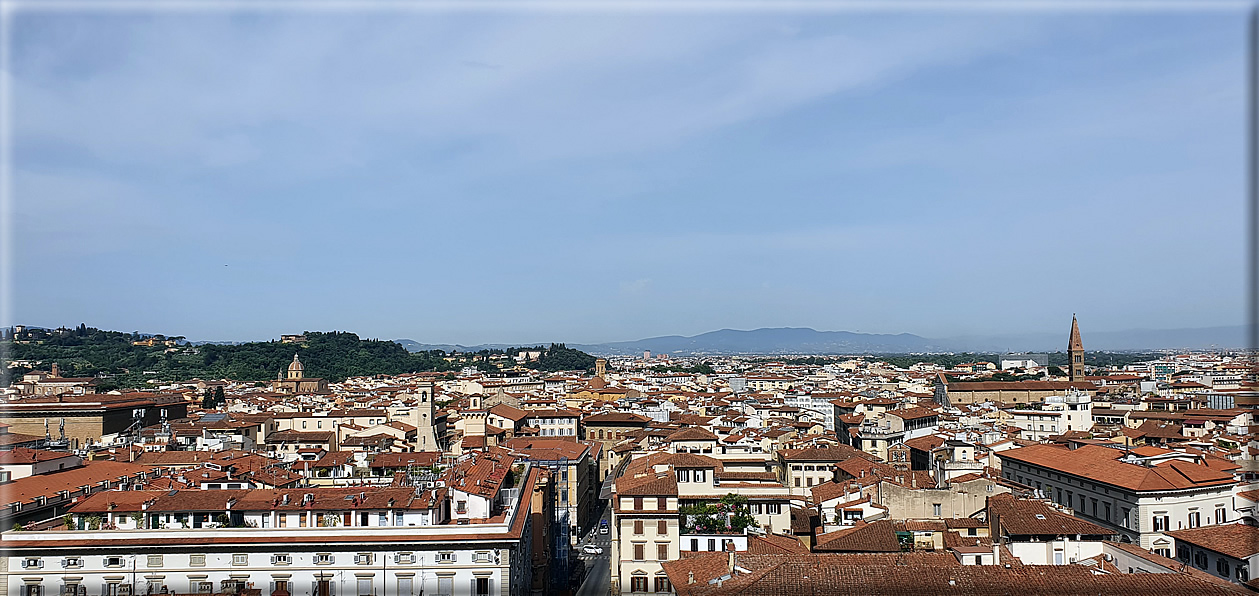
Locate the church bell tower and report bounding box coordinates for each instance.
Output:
[1068,315,1085,384]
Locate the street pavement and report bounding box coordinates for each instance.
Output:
[575,505,612,596]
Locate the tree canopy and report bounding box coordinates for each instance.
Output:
[4,326,599,389]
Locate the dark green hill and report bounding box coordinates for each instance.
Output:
[3,326,595,389]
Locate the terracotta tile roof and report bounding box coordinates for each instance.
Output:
[747,533,810,555]
[986,493,1113,537]
[488,404,529,421]
[3,460,153,503]
[947,380,1097,392]
[311,451,355,468]
[1167,524,1259,560]
[813,520,902,553]
[582,412,651,425]
[665,552,1245,596]
[0,448,76,464]
[666,427,720,442]
[779,444,867,462]
[997,444,1234,492]
[887,406,939,420]
[617,470,679,498]
[368,452,441,468]
[500,437,593,461]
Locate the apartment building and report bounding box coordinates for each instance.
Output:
[997,444,1238,552]
[611,451,794,595]
[3,462,544,596]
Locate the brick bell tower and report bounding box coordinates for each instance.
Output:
[1068,314,1085,383]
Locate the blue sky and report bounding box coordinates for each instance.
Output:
[7,7,1250,344]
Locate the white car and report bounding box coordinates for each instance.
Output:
[598,526,608,535]
[582,545,604,555]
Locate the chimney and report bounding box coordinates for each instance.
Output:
[687,571,695,585]
[727,541,737,574]
[911,474,917,489]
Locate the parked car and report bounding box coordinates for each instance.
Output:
[582,544,604,555]
[598,526,609,535]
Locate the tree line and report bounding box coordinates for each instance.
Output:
[4,326,598,389]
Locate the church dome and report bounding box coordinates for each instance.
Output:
[287,354,304,379]
[587,375,607,390]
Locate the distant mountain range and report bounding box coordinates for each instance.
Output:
[394,324,1250,356]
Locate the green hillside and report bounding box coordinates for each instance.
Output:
[3,326,595,390]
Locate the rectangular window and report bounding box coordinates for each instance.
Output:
[397,579,413,596]
[633,544,645,561]
[438,552,454,563]
[634,497,644,510]
[657,543,669,561]
[1215,508,1226,524]
[933,504,942,516]
[654,577,671,593]
[147,555,163,567]
[708,539,716,552]
[657,497,666,510]
[634,520,644,534]
[357,579,372,596]
[658,520,668,535]
[690,539,699,551]
[630,577,648,593]
[676,469,690,482]
[232,553,248,566]
[1189,512,1201,528]
[1153,515,1169,532]
[189,555,206,567]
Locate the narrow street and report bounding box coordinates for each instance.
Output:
[575,503,612,596]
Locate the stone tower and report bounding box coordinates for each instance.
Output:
[409,381,439,451]
[595,358,607,379]
[1068,315,1085,383]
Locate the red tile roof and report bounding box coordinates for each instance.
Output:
[997,444,1234,492]
[1167,524,1259,560]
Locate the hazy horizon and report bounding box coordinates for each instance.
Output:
[8,8,1249,345]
